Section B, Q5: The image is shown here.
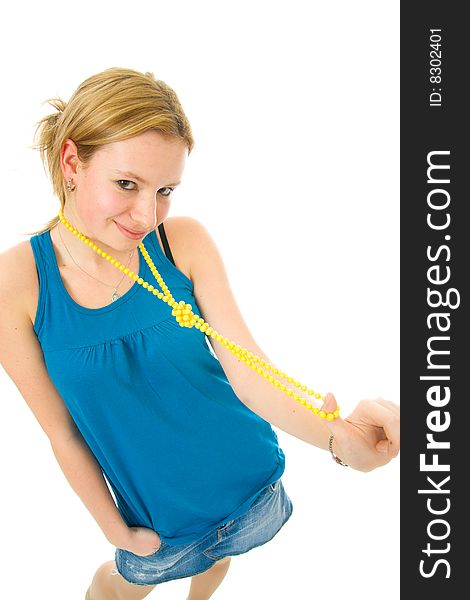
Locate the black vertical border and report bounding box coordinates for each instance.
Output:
[401,3,466,596]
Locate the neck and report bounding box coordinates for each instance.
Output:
[54,207,140,273]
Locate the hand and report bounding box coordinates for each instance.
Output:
[120,526,163,557]
[321,392,400,472]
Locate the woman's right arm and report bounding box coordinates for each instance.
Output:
[0,245,158,553]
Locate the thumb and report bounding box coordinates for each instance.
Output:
[321,391,337,414]
[375,439,390,454]
[320,392,345,433]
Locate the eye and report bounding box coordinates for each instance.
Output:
[116,179,137,191]
[158,187,175,197]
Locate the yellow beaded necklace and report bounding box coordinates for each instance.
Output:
[57,209,340,421]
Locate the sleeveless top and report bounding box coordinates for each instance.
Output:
[30,225,285,546]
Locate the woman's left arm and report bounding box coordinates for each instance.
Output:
[183,217,400,472]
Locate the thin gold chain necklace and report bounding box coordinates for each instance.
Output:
[57,222,135,302]
[57,209,339,421]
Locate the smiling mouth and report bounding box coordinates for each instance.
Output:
[115,222,148,236]
[123,226,146,234]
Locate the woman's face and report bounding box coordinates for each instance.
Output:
[65,130,188,251]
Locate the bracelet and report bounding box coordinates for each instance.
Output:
[328,434,348,467]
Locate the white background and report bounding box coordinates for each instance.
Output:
[0,1,399,598]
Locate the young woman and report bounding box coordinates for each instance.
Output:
[0,67,400,600]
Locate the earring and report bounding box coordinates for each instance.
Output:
[67,178,76,192]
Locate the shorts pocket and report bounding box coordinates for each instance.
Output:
[217,518,236,532]
[268,479,280,493]
[148,539,165,556]
[122,539,165,558]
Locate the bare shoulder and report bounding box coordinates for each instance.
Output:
[157,215,206,248]
[0,240,39,324]
[155,215,212,281]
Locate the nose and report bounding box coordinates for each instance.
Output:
[128,191,157,232]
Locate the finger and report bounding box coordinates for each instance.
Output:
[320,392,348,435]
[370,399,400,457]
[374,397,400,417]
[375,398,400,458]
[376,439,390,454]
[376,437,401,459]
[321,391,337,414]
[363,400,400,455]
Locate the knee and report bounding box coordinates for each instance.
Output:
[88,560,121,600]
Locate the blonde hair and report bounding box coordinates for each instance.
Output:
[32,67,194,234]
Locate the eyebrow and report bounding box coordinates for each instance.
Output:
[113,170,181,187]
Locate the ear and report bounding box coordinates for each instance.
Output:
[60,138,80,182]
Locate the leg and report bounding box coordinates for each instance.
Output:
[187,556,232,600]
[86,559,156,600]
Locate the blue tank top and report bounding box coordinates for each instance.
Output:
[30,227,285,546]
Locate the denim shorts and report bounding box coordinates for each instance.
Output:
[114,478,293,586]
